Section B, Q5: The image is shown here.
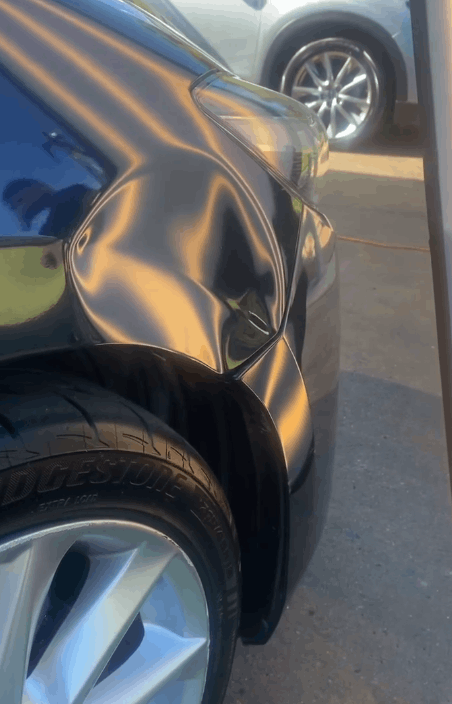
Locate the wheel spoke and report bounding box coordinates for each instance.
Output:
[26,541,177,704]
[0,534,77,704]
[333,55,353,87]
[292,85,321,99]
[304,60,324,88]
[340,72,368,93]
[327,104,337,140]
[336,102,360,127]
[322,52,334,82]
[305,99,323,111]
[338,93,370,107]
[317,100,329,117]
[84,624,207,704]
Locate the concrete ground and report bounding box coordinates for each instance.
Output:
[224,126,452,703]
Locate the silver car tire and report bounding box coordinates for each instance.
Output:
[0,371,240,704]
[280,36,386,149]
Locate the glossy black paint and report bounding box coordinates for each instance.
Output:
[0,72,110,241]
[0,0,339,643]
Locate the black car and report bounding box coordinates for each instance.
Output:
[0,1,340,703]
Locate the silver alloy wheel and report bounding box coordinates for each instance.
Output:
[281,41,380,142]
[0,519,210,704]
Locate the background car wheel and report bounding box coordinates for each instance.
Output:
[0,371,240,704]
[280,36,386,149]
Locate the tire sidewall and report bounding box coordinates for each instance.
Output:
[0,450,240,704]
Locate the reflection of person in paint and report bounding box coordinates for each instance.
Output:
[3,178,93,238]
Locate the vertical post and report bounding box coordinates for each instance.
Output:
[410,0,452,487]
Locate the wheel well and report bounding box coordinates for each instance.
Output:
[261,12,408,112]
[0,344,289,644]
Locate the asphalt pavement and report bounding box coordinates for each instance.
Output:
[224,125,452,704]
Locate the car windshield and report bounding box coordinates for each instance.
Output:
[98,0,229,69]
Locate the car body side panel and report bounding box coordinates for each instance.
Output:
[0,0,306,372]
[241,194,339,598]
[286,199,340,468]
[253,1,412,102]
[161,0,263,79]
[0,0,340,641]
[164,0,415,102]
[241,337,314,487]
[111,0,231,67]
[284,215,339,595]
[263,0,408,38]
[392,9,417,103]
[0,75,110,244]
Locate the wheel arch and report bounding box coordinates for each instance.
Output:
[260,10,408,105]
[0,343,290,644]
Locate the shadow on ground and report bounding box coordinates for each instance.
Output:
[224,371,452,704]
[333,104,426,158]
[224,118,452,704]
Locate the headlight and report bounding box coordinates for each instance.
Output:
[192,71,329,203]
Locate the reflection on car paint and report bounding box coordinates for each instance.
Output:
[0,0,340,644]
[0,75,108,243]
[0,0,288,371]
[242,336,313,486]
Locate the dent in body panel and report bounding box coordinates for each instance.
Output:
[0,0,339,643]
[68,161,285,372]
[0,0,295,370]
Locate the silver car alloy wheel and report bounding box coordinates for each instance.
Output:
[0,519,210,704]
[281,40,380,143]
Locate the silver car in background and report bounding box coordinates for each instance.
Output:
[148,0,416,148]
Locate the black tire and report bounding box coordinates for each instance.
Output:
[279,35,387,150]
[0,370,240,704]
